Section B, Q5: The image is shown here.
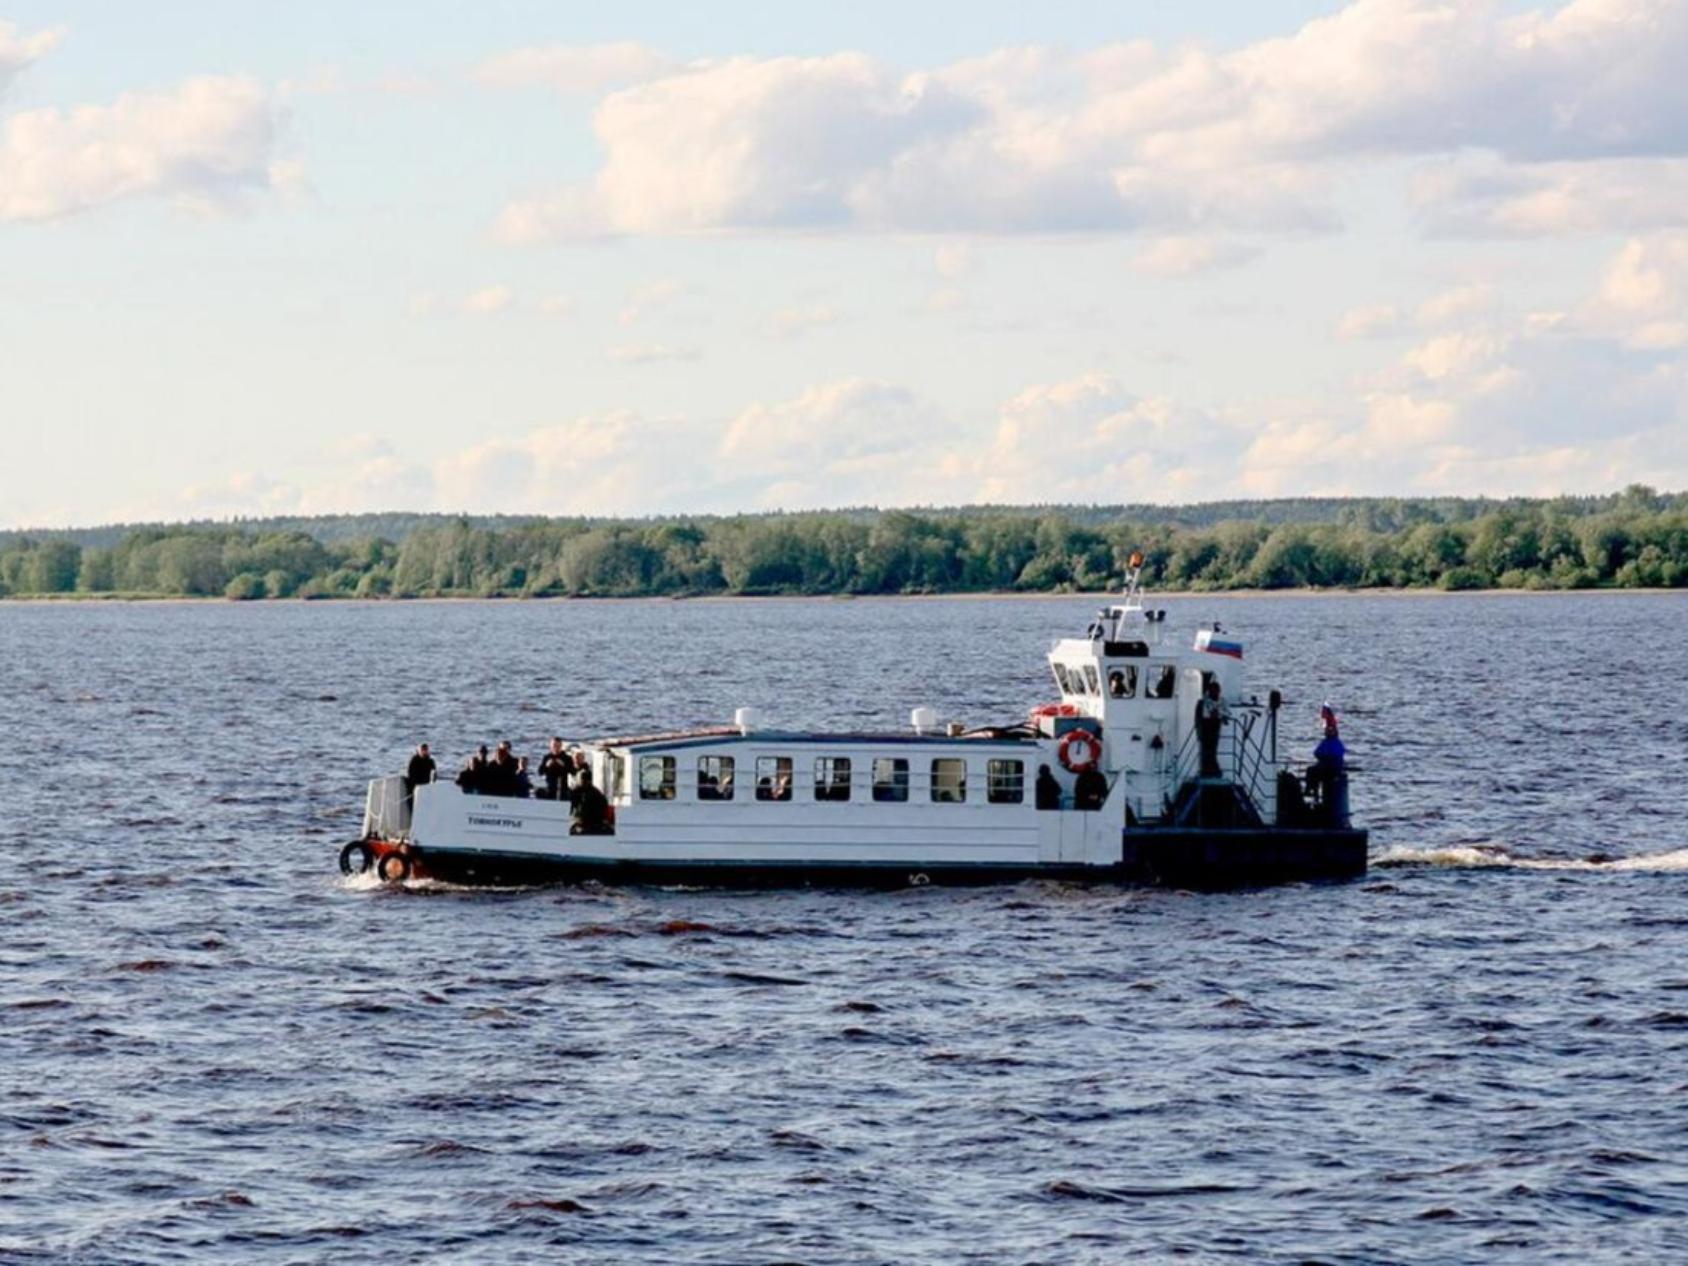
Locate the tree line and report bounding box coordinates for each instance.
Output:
[1,489,1683,599]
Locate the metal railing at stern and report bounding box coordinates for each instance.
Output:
[362,775,413,842]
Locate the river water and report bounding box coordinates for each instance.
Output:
[2,593,1686,1263]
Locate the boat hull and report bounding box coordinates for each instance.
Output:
[346,828,1368,891]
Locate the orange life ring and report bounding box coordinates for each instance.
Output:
[1031,702,1081,720]
[1058,729,1101,774]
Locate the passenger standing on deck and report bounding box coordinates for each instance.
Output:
[570,768,611,835]
[568,748,591,803]
[1035,764,1062,810]
[1073,765,1108,811]
[456,747,488,795]
[489,741,519,796]
[539,738,570,801]
[1197,679,1227,779]
[513,756,534,799]
[1308,705,1346,792]
[404,744,435,799]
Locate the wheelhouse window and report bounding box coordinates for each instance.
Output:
[814,756,852,802]
[697,755,735,801]
[1082,665,1102,695]
[872,757,909,802]
[1146,664,1177,699]
[987,759,1024,804]
[931,758,967,803]
[1052,663,1074,695]
[639,755,676,800]
[1108,666,1138,698]
[755,756,792,802]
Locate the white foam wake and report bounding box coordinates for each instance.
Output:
[1375,844,1688,873]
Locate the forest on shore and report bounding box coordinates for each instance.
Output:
[1,488,1683,599]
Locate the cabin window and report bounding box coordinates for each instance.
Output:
[755,756,792,802]
[608,754,626,800]
[1146,664,1177,699]
[1082,665,1102,695]
[639,755,676,800]
[814,756,852,802]
[1052,663,1074,695]
[697,755,735,801]
[872,757,909,802]
[1108,666,1138,699]
[931,758,967,803]
[987,759,1024,804]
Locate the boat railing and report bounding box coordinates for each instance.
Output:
[362,775,412,842]
[1164,705,1280,821]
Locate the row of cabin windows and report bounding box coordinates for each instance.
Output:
[637,754,1027,805]
[1054,661,1178,700]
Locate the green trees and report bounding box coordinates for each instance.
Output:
[0,539,81,595]
[1,497,1685,598]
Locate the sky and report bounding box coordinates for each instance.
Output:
[1,0,1686,529]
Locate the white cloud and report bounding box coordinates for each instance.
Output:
[606,342,700,363]
[719,379,939,503]
[433,413,689,514]
[1335,303,1401,340]
[619,277,687,325]
[967,374,1240,502]
[1416,281,1495,327]
[1582,232,1688,348]
[491,0,1688,243]
[1130,236,1261,276]
[767,304,839,338]
[1414,153,1688,236]
[0,20,61,96]
[933,241,975,280]
[1402,331,1509,381]
[462,285,514,315]
[474,43,673,94]
[0,75,284,221]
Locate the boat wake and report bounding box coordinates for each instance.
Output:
[1374,844,1688,873]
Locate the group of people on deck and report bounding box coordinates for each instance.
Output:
[402,738,610,834]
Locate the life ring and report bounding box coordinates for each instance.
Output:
[1058,729,1101,774]
[377,852,412,883]
[339,841,372,875]
[1030,702,1081,719]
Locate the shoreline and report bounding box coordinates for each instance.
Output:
[1,586,1679,606]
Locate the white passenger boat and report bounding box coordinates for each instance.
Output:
[343,563,1367,890]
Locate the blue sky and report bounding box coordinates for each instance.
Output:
[2,0,1685,527]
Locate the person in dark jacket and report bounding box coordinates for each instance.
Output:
[570,768,612,835]
[456,746,490,795]
[404,744,435,798]
[488,740,519,796]
[513,756,534,798]
[1196,679,1226,778]
[1073,765,1108,811]
[455,755,478,794]
[1035,764,1062,810]
[539,737,571,801]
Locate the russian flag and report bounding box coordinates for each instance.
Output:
[1195,629,1244,659]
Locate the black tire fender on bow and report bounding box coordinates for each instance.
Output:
[339,841,373,875]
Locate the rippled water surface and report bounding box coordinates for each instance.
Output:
[3,593,1687,1264]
